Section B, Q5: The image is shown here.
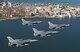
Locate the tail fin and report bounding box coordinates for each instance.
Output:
[48,21,53,26]
[21,19,26,23]
[32,28,38,33]
[7,36,14,42]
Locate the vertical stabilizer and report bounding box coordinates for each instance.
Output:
[32,28,38,33]
[21,19,26,23]
[7,36,14,42]
[48,21,54,27]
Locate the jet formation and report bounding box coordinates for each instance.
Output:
[5,19,70,47]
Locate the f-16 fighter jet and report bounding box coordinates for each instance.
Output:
[7,36,38,47]
[32,28,58,37]
[48,21,70,29]
[21,19,42,26]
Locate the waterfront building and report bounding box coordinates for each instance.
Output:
[7,1,12,7]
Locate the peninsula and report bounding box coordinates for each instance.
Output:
[0,0,80,20]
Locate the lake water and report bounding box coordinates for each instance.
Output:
[0,17,80,52]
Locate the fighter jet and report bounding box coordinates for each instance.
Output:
[7,36,38,47]
[48,21,70,29]
[21,19,42,26]
[32,28,58,37]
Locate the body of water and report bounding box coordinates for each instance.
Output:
[8,0,80,5]
[0,17,80,52]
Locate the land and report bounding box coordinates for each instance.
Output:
[0,1,80,21]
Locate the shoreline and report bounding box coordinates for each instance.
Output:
[0,15,80,21]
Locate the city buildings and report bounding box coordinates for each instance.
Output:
[0,1,80,19]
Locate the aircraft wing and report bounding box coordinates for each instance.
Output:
[15,40,29,47]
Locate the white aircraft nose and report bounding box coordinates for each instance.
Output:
[30,39,38,42]
[24,44,29,46]
[67,24,70,26]
[50,31,59,34]
[54,31,59,33]
[39,21,42,23]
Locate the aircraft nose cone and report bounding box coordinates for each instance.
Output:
[30,39,38,42]
[52,31,59,33]
[40,21,42,23]
[54,31,59,33]
[67,24,70,26]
